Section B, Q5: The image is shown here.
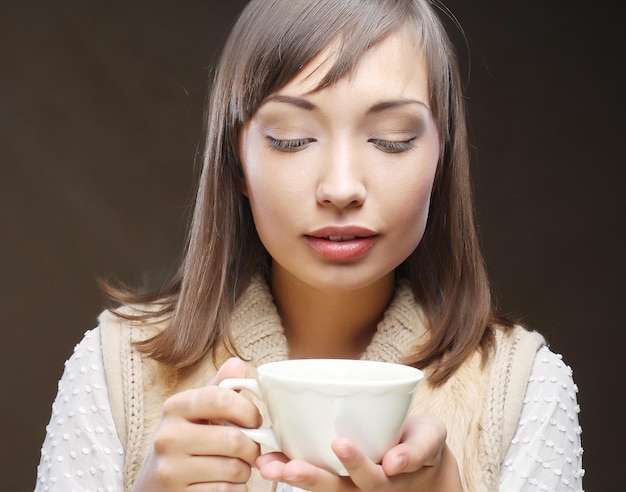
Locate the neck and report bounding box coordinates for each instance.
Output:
[270,267,395,359]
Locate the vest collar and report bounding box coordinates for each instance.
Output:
[229,275,428,365]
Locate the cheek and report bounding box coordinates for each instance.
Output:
[399,180,433,232]
[242,165,302,241]
[240,131,277,223]
[387,162,437,244]
[244,177,281,227]
[240,141,312,235]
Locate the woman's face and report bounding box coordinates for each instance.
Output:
[239,30,440,293]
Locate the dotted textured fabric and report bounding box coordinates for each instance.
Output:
[36,329,124,492]
[499,346,584,491]
[36,329,584,491]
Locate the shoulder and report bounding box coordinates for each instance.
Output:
[492,324,545,358]
[489,325,546,409]
[526,345,582,444]
[98,305,168,392]
[489,325,546,399]
[69,325,103,358]
[98,304,170,340]
[58,326,110,395]
[60,326,107,386]
[527,345,579,404]
[531,344,575,374]
[487,325,547,460]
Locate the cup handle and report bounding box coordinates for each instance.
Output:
[218,378,281,452]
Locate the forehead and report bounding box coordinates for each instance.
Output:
[273,29,430,104]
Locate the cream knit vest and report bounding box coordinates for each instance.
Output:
[100,277,544,491]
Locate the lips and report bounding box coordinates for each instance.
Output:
[305,227,378,260]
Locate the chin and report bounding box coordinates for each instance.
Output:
[301,267,396,294]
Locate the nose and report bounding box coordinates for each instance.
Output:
[316,144,366,209]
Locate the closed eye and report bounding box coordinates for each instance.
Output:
[368,138,416,153]
[266,136,315,152]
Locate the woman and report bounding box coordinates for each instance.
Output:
[36,1,583,491]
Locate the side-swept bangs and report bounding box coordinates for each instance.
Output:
[216,0,455,143]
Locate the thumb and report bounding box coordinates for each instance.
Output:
[210,357,248,385]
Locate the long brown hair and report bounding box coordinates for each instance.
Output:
[104,0,510,386]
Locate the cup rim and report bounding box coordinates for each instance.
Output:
[257,358,424,386]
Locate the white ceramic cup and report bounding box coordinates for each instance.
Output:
[219,359,423,476]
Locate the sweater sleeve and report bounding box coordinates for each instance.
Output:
[499,346,584,491]
[35,327,125,491]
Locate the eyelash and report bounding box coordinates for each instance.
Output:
[368,138,416,153]
[265,136,416,153]
[266,137,315,152]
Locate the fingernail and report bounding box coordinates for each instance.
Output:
[285,472,302,481]
[394,454,408,472]
[334,443,351,459]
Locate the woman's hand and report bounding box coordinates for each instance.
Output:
[133,358,262,491]
[256,414,464,491]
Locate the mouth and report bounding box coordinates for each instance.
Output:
[308,226,377,240]
[305,227,378,260]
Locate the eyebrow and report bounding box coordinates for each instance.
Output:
[263,95,316,110]
[263,94,430,114]
[367,99,430,114]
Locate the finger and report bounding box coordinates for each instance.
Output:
[188,455,253,484]
[209,357,249,385]
[196,425,260,464]
[154,453,253,487]
[162,384,261,428]
[331,438,389,489]
[155,421,260,464]
[381,414,447,476]
[256,451,290,470]
[264,458,356,491]
[256,453,291,482]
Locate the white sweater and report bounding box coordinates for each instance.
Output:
[36,278,584,491]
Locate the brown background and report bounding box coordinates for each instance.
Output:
[1,1,623,490]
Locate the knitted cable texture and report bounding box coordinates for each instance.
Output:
[230,279,289,364]
[123,325,145,491]
[362,279,428,363]
[483,328,519,491]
